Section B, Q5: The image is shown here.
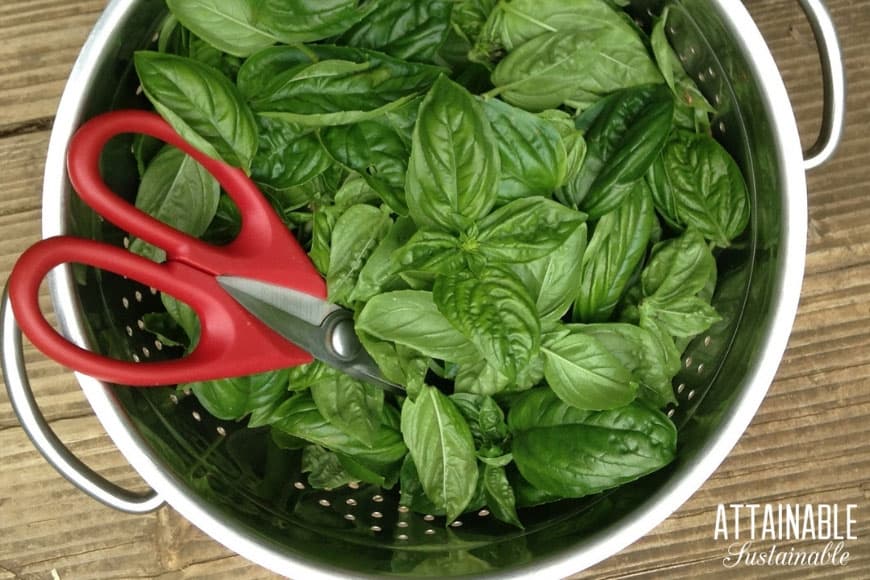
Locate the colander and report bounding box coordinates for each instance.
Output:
[1,0,846,577]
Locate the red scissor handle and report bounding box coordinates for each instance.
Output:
[67,110,326,297]
[8,237,313,386]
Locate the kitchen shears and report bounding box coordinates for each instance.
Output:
[7,110,402,393]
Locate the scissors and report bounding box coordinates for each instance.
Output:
[7,110,403,393]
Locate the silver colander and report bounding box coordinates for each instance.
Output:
[1,0,845,577]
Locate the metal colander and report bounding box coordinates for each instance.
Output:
[1,0,844,577]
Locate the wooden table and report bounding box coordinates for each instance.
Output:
[1,1,867,578]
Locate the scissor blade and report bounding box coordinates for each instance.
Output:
[216,276,404,394]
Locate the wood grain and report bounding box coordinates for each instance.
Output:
[1,0,868,578]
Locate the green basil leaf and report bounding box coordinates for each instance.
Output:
[250,116,332,190]
[641,295,721,338]
[573,181,654,322]
[511,224,587,321]
[568,323,677,408]
[490,27,661,112]
[641,228,716,303]
[407,75,500,232]
[129,146,220,263]
[434,266,540,382]
[186,369,288,423]
[483,465,524,528]
[473,0,632,63]
[254,0,377,46]
[134,51,258,171]
[356,290,476,363]
[140,312,187,348]
[165,0,276,58]
[482,98,568,203]
[542,332,637,410]
[393,230,463,275]
[350,217,417,303]
[507,386,592,432]
[311,374,384,447]
[319,97,420,215]
[566,84,674,217]
[327,204,392,305]
[477,197,587,263]
[269,393,406,475]
[511,401,676,498]
[401,386,479,522]
[309,204,344,274]
[399,455,445,516]
[646,152,682,230]
[452,0,499,46]
[340,0,453,62]
[660,132,750,247]
[302,445,355,489]
[161,293,200,350]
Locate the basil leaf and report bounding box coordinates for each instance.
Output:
[186,369,288,423]
[566,84,674,217]
[659,132,750,247]
[542,332,638,410]
[243,47,442,127]
[452,0,499,46]
[350,217,417,303]
[165,0,276,58]
[490,27,661,112]
[161,293,200,350]
[311,374,385,447]
[251,116,332,190]
[483,465,523,528]
[641,229,716,304]
[327,204,392,305]
[302,445,355,489]
[393,230,463,275]
[568,323,678,408]
[129,146,220,263]
[401,386,479,522]
[433,266,541,382]
[574,181,654,322]
[319,97,420,214]
[477,197,587,263]
[309,204,344,274]
[356,290,476,364]
[340,0,453,63]
[407,75,500,232]
[269,393,406,476]
[512,223,588,321]
[474,0,632,63]
[640,295,722,339]
[481,98,568,203]
[254,0,377,46]
[511,401,676,498]
[134,51,258,171]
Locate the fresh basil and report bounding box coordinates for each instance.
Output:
[165,0,277,58]
[326,204,392,306]
[310,373,384,446]
[251,116,332,190]
[185,369,289,424]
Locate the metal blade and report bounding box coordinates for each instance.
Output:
[216,276,404,394]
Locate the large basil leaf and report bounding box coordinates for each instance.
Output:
[641,228,716,303]
[565,84,674,217]
[407,76,500,232]
[254,0,377,45]
[401,386,479,522]
[513,223,587,321]
[483,465,523,528]
[356,290,476,364]
[319,97,419,214]
[568,323,678,408]
[340,0,453,62]
[482,99,568,203]
[659,132,750,247]
[477,197,587,263]
[434,266,540,382]
[473,0,632,64]
[310,373,385,447]
[251,116,332,190]
[269,393,406,476]
[641,295,721,339]
[350,217,417,303]
[186,369,288,424]
[165,0,276,58]
[573,181,654,322]
[490,27,662,112]
[129,146,220,263]
[327,204,392,305]
[134,52,258,171]
[542,332,637,410]
[509,388,676,497]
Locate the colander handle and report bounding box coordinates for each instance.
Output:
[797,0,846,170]
[0,288,164,514]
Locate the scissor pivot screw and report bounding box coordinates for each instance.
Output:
[327,315,361,361]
